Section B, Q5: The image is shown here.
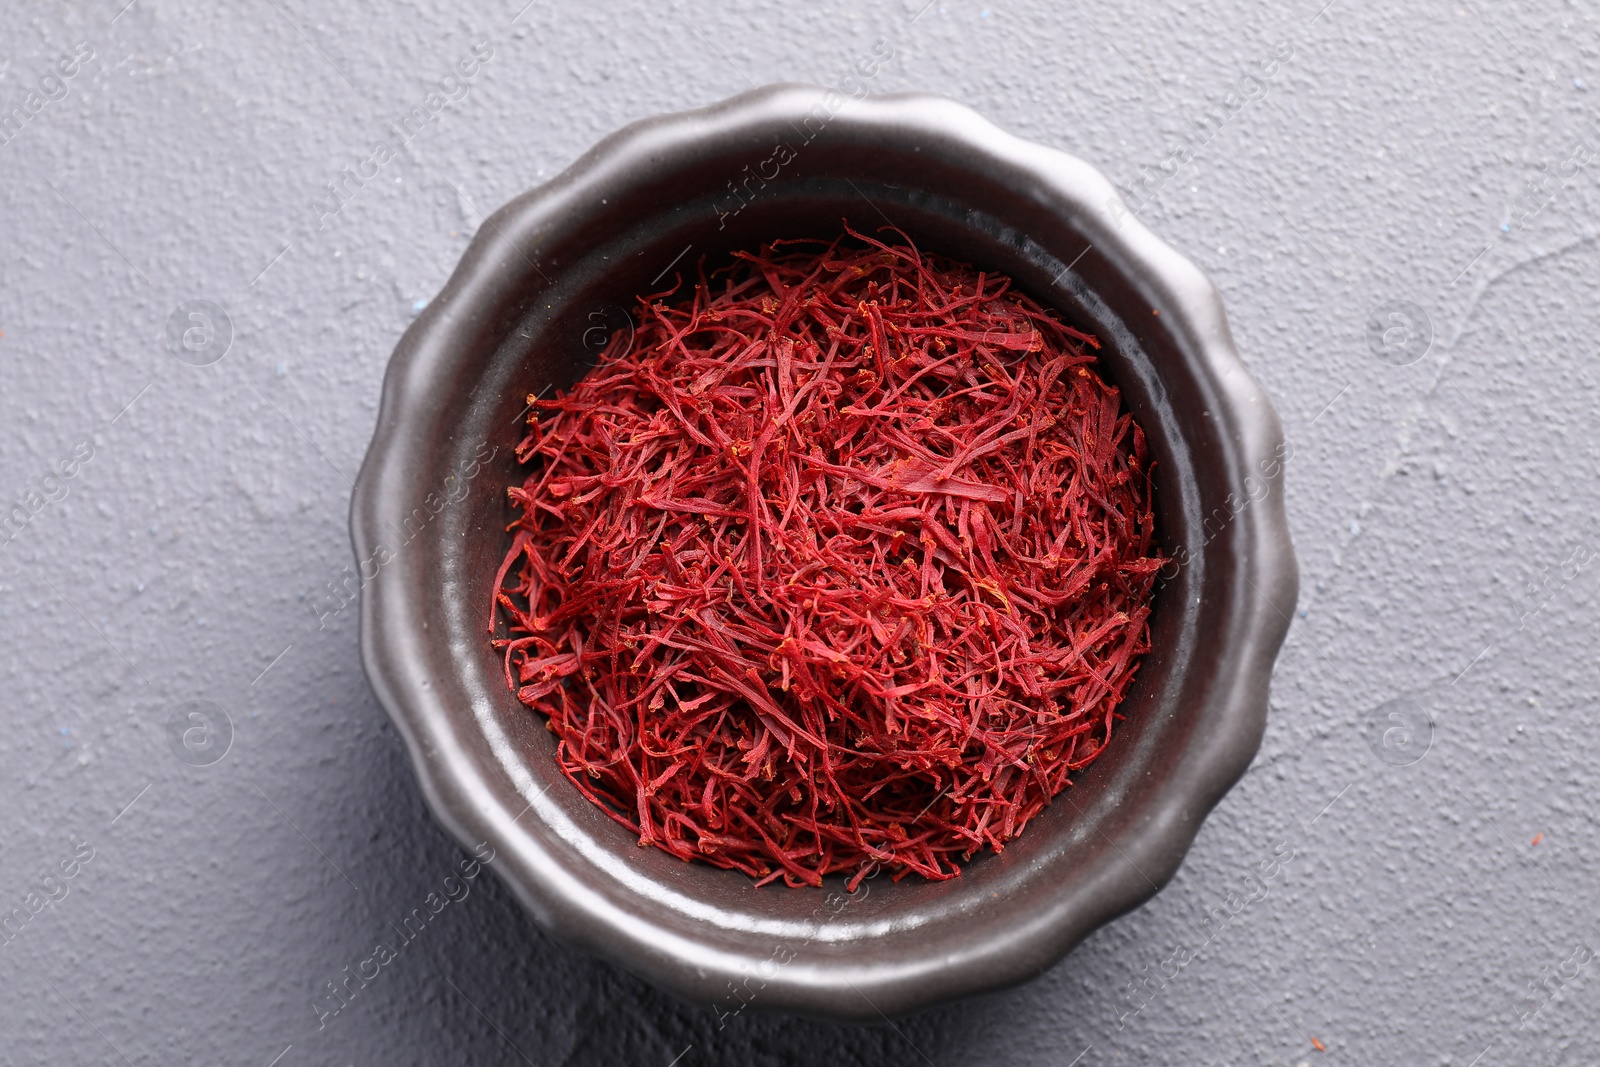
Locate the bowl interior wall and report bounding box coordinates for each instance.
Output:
[416,157,1223,940]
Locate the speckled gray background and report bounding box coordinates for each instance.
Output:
[1,0,1595,1063]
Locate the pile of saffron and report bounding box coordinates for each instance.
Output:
[492,225,1164,888]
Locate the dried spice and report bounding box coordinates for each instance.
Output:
[492,224,1163,887]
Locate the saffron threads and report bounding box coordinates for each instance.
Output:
[491,224,1164,888]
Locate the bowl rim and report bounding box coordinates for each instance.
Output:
[352,82,1297,1020]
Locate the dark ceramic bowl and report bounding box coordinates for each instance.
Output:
[352,84,1297,1020]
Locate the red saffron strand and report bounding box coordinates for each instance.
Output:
[491,223,1165,887]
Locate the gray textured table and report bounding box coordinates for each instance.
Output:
[2,1,1594,1063]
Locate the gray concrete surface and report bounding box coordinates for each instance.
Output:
[1,0,1596,1063]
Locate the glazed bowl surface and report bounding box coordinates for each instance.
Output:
[351,83,1297,1020]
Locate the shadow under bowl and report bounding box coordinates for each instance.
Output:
[351,84,1297,1021]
